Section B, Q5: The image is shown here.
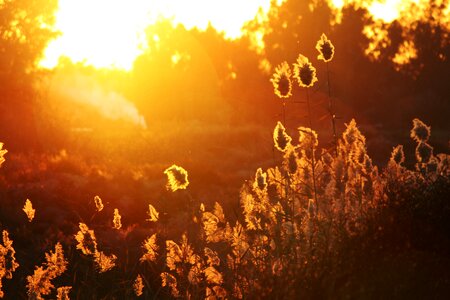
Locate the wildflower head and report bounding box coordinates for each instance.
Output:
[293,54,318,88]
[343,119,365,146]
[164,164,189,191]
[140,233,158,262]
[44,242,67,276]
[94,196,104,212]
[285,146,298,174]
[316,33,335,62]
[161,272,179,297]
[390,145,405,165]
[26,267,52,299]
[75,223,98,256]
[113,208,122,230]
[273,121,292,152]
[364,154,373,172]
[0,143,6,167]
[94,251,117,273]
[271,61,292,98]
[298,127,318,148]
[133,274,144,297]
[416,142,433,163]
[0,230,19,279]
[146,204,159,222]
[410,118,431,143]
[23,199,35,222]
[26,243,68,300]
[165,240,183,271]
[57,286,72,300]
[204,247,220,266]
[253,168,267,191]
[204,266,223,285]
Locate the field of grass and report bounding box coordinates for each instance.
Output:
[0,111,449,299]
[0,1,449,298]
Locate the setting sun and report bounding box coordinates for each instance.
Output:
[40,0,279,70]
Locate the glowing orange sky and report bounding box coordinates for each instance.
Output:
[39,0,283,71]
[40,0,449,72]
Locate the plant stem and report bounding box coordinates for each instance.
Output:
[306,89,313,130]
[326,62,338,155]
[306,89,318,214]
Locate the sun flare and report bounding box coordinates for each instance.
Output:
[39,0,279,71]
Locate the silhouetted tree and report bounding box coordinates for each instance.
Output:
[0,0,57,150]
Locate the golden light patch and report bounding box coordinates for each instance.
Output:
[40,0,284,71]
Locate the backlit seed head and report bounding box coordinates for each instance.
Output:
[391,145,405,165]
[298,127,318,148]
[293,54,318,88]
[316,33,335,62]
[0,143,7,167]
[113,208,122,230]
[23,199,35,222]
[273,121,292,152]
[133,274,144,297]
[253,168,268,191]
[56,286,72,300]
[164,165,189,191]
[285,146,298,174]
[416,142,433,163]
[75,223,98,256]
[94,196,104,212]
[343,119,365,146]
[411,118,431,143]
[271,61,292,98]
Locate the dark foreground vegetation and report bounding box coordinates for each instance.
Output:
[0,116,449,299]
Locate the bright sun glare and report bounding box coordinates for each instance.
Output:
[40,0,277,71]
[40,0,448,71]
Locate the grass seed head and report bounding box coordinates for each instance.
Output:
[273,121,292,152]
[293,54,318,88]
[147,204,159,222]
[141,234,158,263]
[94,196,104,212]
[253,168,268,191]
[113,208,122,230]
[164,165,189,191]
[285,146,298,174]
[133,274,144,297]
[411,118,431,143]
[416,142,433,163]
[23,199,35,222]
[271,61,292,98]
[391,145,405,165]
[0,143,6,168]
[56,286,72,300]
[316,33,335,62]
[94,251,117,273]
[75,223,98,256]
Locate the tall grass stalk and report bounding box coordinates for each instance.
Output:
[326,62,338,155]
[306,89,318,213]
